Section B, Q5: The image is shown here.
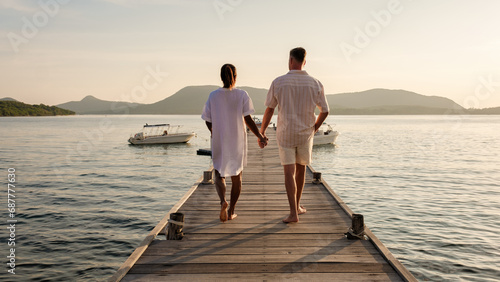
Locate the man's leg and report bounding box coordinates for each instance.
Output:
[283,164,299,223]
[214,170,228,222]
[228,172,242,220]
[295,138,313,215]
[295,163,307,214]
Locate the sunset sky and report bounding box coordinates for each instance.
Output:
[1,0,499,108]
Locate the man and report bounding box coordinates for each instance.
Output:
[260,47,329,223]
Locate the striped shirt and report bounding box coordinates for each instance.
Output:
[265,70,329,148]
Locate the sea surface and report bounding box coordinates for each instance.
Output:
[0,115,499,281]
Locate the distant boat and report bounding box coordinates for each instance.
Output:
[254,116,262,126]
[128,124,195,145]
[313,123,339,146]
[249,116,276,130]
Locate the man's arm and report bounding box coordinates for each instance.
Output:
[314,112,329,132]
[260,107,275,136]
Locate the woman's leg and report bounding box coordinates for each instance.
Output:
[214,170,228,222]
[228,172,242,220]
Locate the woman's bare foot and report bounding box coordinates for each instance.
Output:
[282,214,299,223]
[228,214,238,220]
[298,206,307,215]
[220,201,228,222]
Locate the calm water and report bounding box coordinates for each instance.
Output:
[0,115,499,281]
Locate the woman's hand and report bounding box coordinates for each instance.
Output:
[258,133,268,148]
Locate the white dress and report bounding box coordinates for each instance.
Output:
[201,88,255,177]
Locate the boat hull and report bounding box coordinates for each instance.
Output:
[128,133,195,145]
[313,131,339,145]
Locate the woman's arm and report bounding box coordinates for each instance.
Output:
[244,115,268,148]
[205,121,212,136]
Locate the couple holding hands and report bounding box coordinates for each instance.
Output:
[202,47,329,223]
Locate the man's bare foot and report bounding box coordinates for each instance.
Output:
[298,206,307,215]
[282,214,299,223]
[228,214,238,220]
[220,201,228,222]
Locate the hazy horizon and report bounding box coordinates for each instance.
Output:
[1,0,500,108]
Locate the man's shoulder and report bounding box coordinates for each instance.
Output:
[273,72,322,87]
[272,73,290,83]
[298,72,323,88]
[300,72,321,83]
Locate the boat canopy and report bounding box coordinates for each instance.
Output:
[144,123,170,128]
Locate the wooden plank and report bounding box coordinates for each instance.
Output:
[148,237,374,248]
[134,254,388,264]
[180,195,337,202]
[178,203,342,210]
[174,233,361,241]
[180,216,350,224]
[122,272,403,282]
[128,262,396,274]
[180,227,349,234]
[180,198,340,206]
[142,246,380,256]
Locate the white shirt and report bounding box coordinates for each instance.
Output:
[265,70,329,148]
[201,88,255,177]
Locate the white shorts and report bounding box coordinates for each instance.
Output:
[278,137,313,166]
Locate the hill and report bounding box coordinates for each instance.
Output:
[56,87,497,115]
[328,88,463,109]
[327,89,465,115]
[1,97,18,102]
[57,95,144,114]
[467,107,500,115]
[138,87,467,115]
[129,85,218,114]
[129,85,269,114]
[0,101,75,116]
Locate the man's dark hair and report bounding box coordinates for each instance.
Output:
[290,47,306,63]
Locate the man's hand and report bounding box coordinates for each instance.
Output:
[258,133,268,148]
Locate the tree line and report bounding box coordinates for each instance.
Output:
[0,101,75,116]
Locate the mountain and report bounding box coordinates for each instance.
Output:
[129,85,268,114]
[468,107,500,115]
[328,89,464,111]
[129,85,218,114]
[57,95,144,114]
[1,97,18,102]
[0,101,75,116]
[57,87,495,115]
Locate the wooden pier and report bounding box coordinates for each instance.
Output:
[111,131,416,281]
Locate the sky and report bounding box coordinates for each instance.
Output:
[1,0,500,108]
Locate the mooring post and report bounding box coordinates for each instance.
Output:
[166,212,184,240]
[202,170,214,185]
[345,213,366,240]
[312,172,322,184]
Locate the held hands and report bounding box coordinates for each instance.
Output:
[258,133,268,149]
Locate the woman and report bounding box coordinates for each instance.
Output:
[201,64,267,222]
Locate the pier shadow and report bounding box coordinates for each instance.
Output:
[278,237,356,273]
[150,218,289,265]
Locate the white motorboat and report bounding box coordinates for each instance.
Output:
[313,123,339,145]
[248,116,276,130]
[128,124,195,145]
